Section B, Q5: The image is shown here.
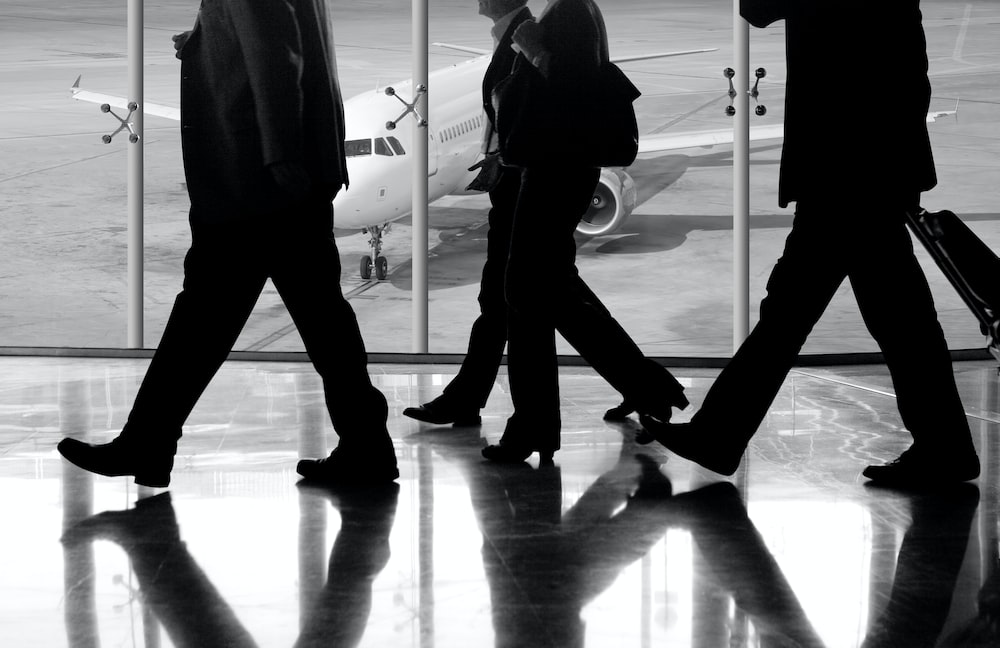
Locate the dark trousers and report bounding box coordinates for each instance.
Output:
[503,166,683,450]
[438,166,521,408]
[126,199,388,449]
[693,197,974,455]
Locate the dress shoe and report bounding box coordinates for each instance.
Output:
[636,418,744,476]
[862,446,980,488]
[403,400,481,427]
[481,442,554,465]
[606,389,691,423]
[297,447,399,484]
[58,435,177,487]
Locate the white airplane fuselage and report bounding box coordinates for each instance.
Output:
[333,54,490,231]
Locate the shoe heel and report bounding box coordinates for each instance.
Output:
[538,450,555,465]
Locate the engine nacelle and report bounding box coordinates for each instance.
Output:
[576,167,637,237]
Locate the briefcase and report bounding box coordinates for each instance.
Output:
[905,208,1000,362]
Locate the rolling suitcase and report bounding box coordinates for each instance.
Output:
[905,208,1000,363]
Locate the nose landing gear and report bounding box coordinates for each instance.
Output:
[360,224,390,281]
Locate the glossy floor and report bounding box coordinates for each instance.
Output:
[1,356,998,647]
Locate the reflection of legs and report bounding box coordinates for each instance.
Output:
[676,484,826,648]
[63,494,258,648]
[863,486,979,647]
[850,211,977,470]
[562,456,674,606]
[295,484,399,648]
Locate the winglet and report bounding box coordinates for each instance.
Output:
[71,75,81,93]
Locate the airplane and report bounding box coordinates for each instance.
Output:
[71,48,956,281]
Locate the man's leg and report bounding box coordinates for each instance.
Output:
[406,168,520,426]
[271,205,397,482]
[641,203,850,475]
[58,221,267,486]
[850,207,978,484]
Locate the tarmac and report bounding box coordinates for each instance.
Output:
[1,0,998,357]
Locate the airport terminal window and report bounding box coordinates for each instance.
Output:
[345,139,372,157]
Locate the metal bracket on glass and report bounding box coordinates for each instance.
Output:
[724,67,767,117]
[384,84,428,130]
[100,102,140,144]
[750,67,767,116]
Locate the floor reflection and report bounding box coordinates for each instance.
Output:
[0,358,998,647]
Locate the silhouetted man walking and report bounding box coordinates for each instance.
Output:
[58,0,398,486]
[640,0,979,488]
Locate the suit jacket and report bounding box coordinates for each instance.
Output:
[741,0,936,206]
[178,0,348,223]
[482,6,534,147]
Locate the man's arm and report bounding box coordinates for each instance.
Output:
[227,0,306,170]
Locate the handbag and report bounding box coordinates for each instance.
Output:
[493,55,641,168]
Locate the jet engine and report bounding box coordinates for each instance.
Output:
[576,168,637,237]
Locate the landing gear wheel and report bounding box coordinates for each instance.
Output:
[375,256,388,281]
[360,255,373,280]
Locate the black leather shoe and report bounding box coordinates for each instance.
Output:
[608,389,691,423]
[862,447,980,488]
[57,436,176,487]
[297,447,399,484]
[636,419,744,476]
[481,442,554,465]
[403,401,481,427]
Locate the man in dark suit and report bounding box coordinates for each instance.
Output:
[58,0,398,486]
[402,0,533,428]
[640,0,980,487]
[482,0,689,464]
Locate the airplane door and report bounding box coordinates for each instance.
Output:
[427,128,439,177]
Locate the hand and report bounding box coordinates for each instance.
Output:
[268,161,311,202]
[172,31,192,59]
[511,19,544,61]
[465,153,503,192]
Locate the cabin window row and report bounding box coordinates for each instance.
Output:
[440,114,484,142]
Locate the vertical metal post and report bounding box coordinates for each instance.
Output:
[733,3,750,351]
[127,0,144,349]
[411,0,429,353]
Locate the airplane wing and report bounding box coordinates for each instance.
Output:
[71,76,180,121]
[612,48,718,63]
[432,42,718,63]
[637,124,784,154]
[432,42,490,56]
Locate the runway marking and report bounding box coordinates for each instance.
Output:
[0,148,123,184]
[242,278,383,352]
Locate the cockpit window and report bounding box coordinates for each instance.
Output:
[374,138,393,156]
[345,139,372,157]
[387,136,405,155]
